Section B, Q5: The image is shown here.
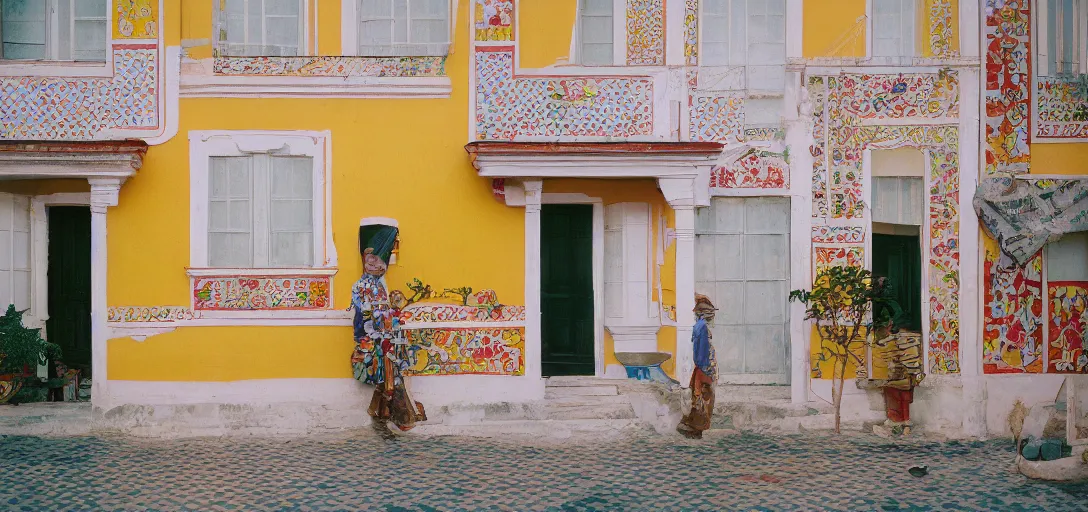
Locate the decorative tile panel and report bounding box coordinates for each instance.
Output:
[1035,78,1088,139]
[1,45,159,139]
[404,328,525,376]
[212,56,446,77]
[107,306,199,323]
[684,0,699,65]
[926,0,956,58]
[626,0,665,66]
[1048,282,1088,374]
[809,76,829,218]
[811,226,865,244]
[115,0,158,39]
[474,47,655,140]
[826,72,959,120]
[688,94,743,143]
[927,145,961,374]
[982,248,1044,374]
[192,276,331,311]
[814,246,864,272]
[401,304,526,323]
[984,0,1030,175]
[474,0,514,41]
[711,149,788,189]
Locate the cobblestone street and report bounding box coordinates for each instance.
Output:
[2,431,1087,511]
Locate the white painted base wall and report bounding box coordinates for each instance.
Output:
[810,374,1085,439]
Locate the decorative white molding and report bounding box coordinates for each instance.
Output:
[0,60,113,78]
[521,180,546,398]
[185,267,338,278]
[179,73,453,99]
[0,149,142,180]
[28,193,92,331]
[473,154,715,179]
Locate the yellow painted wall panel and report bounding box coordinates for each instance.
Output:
[108,326,352,381]
[519,0,577,69]
[1030,144,1088,175]
[317,0,342,55]
[803,0,866,58]
[0,180,89,195]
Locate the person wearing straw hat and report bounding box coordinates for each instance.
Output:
[677,294,718,439]
[351,220,426,433]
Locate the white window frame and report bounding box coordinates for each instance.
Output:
[341,0,454,57]
[214,0,312,57]
[572,0,625,66]
[697,0,788,94]
[1036,0,1088,77]
[188,130,336,276]
[0,0,112,77]
[866,0,919,63]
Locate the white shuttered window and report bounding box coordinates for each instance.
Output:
[578,0,614,66]
[0,194,31,312]
[208,155,314,268]
[358,0,450,57]
[700,0,786,92]
[0,0,107,61]
[216,0,304,57]
[1038,0,1088,76]
[871,0,916,59]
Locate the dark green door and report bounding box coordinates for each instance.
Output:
[872,233,922,332]
[47,207,92,377]
[541,204,595,376]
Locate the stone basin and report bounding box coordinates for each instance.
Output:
[615,352,672,367]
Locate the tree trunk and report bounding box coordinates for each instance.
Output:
[833,354,848,434]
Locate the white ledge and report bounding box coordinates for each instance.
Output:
[179,75,452,99]
[0,59,113,78]
[186,267,338,278]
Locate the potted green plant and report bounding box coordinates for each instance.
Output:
[0,305,61,404]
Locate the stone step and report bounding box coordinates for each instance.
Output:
[545,385,618,398]
[545,376,612,387]
[716,384,792,401]
[412,418,650,440]
[544,402,637,421]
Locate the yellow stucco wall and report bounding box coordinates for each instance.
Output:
[1030,144,1088,175]
[518,0,577,69]
[803,0,866,58]
[107,0,527,381]
[0,180,90,195]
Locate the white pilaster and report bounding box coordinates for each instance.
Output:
[659,177,697,387]
[785,59,814,405]
[523,180,545,388]
[89,178,122,410]
[958,64,986,438]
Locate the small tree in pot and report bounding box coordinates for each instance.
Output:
[0,305,62,404]
[789,266,878,433]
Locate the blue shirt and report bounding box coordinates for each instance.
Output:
[692,318,714,374]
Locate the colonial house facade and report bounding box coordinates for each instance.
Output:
[0,0,1085,440]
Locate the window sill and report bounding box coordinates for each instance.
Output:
[0,60,113,78]
[180,56,451,98]
[179,74,452,98]
[186,267,338,278]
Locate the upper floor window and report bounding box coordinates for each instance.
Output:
[578,0,614,66]
[701,0,786,92]
[869,0,917,59]
[190,132,331,271]
[357,0,450,57]
[215,0,304,57]
[0,0,107,62]
[1037,0,1088,76]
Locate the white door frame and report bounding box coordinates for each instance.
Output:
[29,193,92,333]
[540,193,606,377]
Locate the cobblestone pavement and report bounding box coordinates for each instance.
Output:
[2,430,1087,511]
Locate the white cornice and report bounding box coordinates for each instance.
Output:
[471,153,719,180]
[0,147,143,180]
[180,75,452,99]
